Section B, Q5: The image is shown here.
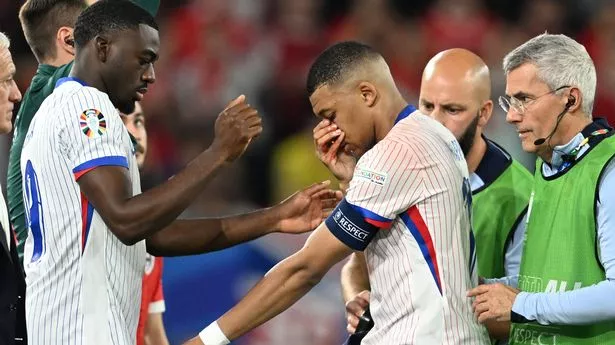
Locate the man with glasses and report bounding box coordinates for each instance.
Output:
[469,33,615,344]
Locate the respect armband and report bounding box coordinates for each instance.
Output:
[325,199,383,251]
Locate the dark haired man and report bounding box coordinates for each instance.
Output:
[9,0,159,262]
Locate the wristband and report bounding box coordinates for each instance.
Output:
[198,321,230,345]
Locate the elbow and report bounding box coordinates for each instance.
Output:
[107,221,143,246]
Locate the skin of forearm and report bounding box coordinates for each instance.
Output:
[340,253,370,303]
[147,207,281,256]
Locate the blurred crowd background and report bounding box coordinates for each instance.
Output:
[1,0,615,343]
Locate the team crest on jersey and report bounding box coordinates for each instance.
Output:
[79,109,107,138]
[354,168,387,186]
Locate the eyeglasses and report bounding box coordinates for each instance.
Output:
[499,85,570,114]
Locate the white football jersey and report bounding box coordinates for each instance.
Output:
[21,78,145,345]
[331,107,489,344]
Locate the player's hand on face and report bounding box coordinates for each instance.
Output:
[211,95,263,162]
[467,283,519,323]
[313,120,356,185]
[276,180,343,234]
[346,290,370,334]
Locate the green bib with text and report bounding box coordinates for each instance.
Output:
[511,134,615,345]
[473,160,532,278]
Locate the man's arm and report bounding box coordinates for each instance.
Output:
[144,313,169,345]
[78,96,261,245]
[186,221,355,345]
[482,213,527,339]
[341,252,370,303]
[146,183,341,256]
[340,252,371,334]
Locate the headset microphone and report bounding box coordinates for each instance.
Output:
[534,96,576,146]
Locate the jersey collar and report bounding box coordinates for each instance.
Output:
[55,77,87,89]
[394,104,417,125]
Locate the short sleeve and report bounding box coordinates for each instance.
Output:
[345,140,423,225]
[324,140,424,251]
[58,88,129,180]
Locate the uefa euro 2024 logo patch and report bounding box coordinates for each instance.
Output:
[80,109,107,138]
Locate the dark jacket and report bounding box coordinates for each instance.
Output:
[0,225,27,345]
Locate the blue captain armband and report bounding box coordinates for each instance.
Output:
[325,199,383,251]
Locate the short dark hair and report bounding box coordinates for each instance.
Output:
[306,41,381,96]
[74,0,158,48]
[19,0,87,62]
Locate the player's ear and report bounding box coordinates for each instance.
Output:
[57,27,75,56]
[358,81,378,108]
[478,100,493,128]
[95,35,110,63]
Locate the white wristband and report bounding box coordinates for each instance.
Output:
[198,321,230,345]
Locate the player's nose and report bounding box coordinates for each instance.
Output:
[142,64,155,84]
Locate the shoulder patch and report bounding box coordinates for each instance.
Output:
[80,109,107,138]
[354,168,388,186]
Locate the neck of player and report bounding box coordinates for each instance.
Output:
[539,113,592,163]
[377,92,409,142]
[70,56,107,94]
[466,135,487,174]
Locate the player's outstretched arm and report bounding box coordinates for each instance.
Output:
[78,95,262,245]
[183,222,354,345]
[146,182,343,256]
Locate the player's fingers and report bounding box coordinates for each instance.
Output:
[326,132,345,161]
[473,301,490,316]
[303,180,331,196]
[347,323,357,335]
[313,119,332,134]
[247,125,263,139]
[236,106,259,120]
[313,122,337,139]
[467,284,489,297]
[320,198,340,211]
[223,94,246,111]
[335,190,344,201]
[313,188,337,200]
[316,130,342,148]
[347,314,360,328]
[473,292,490,305]
[357,290,371,301]
[477,310,495,324]
[346,300,366,318]
[245,115,262,128]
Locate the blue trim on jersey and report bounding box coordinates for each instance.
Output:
[349,203,393,224]
[55,76,87,89]
[394,104,417,125]
[83,202,94,253]
[73,156,128,174]
[325,199,380,251]
[400,211,442,294]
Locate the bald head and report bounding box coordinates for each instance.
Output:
[423,48,491,101]
[419,49,494,159]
